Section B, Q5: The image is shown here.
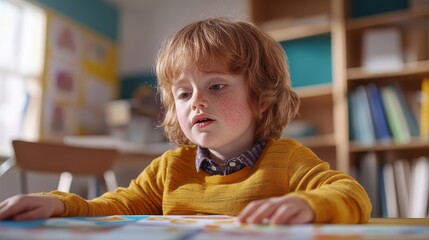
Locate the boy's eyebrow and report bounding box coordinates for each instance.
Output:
[171,81,185,90]
[172,70,238,86]
[172,72,187,85]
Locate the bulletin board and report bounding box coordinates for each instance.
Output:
[40,11,118,140]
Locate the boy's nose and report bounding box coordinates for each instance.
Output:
[191,93,208,110]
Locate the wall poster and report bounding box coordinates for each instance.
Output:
[41,12,117,140]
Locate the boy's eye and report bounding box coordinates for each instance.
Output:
[178,92,191,99]
[210,84,225,91]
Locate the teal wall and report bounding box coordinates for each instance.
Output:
[30,0,119,41]
[281,35,332,88]
[121,73,157,99]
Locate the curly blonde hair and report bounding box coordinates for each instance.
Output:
[156,17,299,145]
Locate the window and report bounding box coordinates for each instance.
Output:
[0,0,46,156]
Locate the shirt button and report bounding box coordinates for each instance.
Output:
[210,166,217,171]
[228,161,237,167]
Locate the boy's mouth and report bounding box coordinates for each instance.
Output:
[196,118,211,123]
[192,116,214,126]
[194,118,214,128]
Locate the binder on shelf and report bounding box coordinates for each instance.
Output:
[391,83,419,137]
[348,90,360,142]
[361,27,403,73]
[393,159,411,218]
[382,160,399,218]
[353,86,376,145]
[420,78,429,138]
[380,86,411,143]
[366,84,391,142]
[408,156,429,218]
[358,152,380,217]
[378,165,387,217]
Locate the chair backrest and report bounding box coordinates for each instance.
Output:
[12,140,118,176]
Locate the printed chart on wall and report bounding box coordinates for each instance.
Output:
[42,12,117,140]
[1,215,429,240]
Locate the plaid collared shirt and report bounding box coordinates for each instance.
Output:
[195,141,266,176]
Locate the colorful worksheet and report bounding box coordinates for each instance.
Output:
[1,215,429,240]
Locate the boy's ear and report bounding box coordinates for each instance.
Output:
[259,101,270,114]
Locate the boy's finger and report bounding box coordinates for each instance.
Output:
[0,203,21,220]
[14,207,45,221]
[287,208,314,224]
[244,201,278,224]
[236,200,265,222]
[0,196,32,220]
[0,200,7,208]
[269,204,299,224]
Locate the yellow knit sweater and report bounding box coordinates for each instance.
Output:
[48,138,371,223]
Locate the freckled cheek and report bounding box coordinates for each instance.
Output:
[176,105,191,132]
[217,96,252,127]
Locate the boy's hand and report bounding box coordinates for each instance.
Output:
[0,194,65,221]
[237,195,314,225]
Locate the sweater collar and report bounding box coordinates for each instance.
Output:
[195,141,266,173]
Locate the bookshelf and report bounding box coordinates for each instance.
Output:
[251,0,429,217]
[251,0,346,170]
[345,1,429,218]
[251,0,429,167]
[345,5,429,154]
[350,138,429,153]
[347,60,429,81]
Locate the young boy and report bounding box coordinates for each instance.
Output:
[0,18,371,225]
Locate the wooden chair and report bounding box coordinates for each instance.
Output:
[11,140,118,199]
